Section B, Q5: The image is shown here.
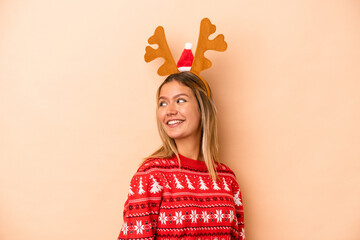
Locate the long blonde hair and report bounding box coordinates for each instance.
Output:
[142,71,221,181]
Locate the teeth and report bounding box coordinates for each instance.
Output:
[168,120,184,125]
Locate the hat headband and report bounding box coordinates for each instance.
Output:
[144,18,227,100]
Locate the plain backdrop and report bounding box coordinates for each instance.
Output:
[1,0,360,240]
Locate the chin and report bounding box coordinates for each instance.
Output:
[167,134,183,140]
[166,132,186,140]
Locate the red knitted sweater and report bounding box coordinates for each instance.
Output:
[117,154,245,240]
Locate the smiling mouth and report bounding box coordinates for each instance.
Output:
[167,120,185,126]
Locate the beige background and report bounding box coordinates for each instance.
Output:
[1,0,360,239]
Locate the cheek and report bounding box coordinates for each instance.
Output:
[196,110,202,125]
[157,109,165,122]
[188,107,201,124]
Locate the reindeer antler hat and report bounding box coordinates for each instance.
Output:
[144,18,227,100]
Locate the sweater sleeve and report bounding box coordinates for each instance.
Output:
[232,175,246,240]
[117,165,164,240]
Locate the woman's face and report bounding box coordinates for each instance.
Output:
[157,80,202,142]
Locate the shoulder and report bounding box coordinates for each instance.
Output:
[216,162,237,176]
[136,156,175,173]
[127,157,171,187]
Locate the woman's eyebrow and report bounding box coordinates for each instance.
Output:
[159,93,189,100]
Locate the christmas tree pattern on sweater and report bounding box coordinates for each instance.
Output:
[117,154,245,240]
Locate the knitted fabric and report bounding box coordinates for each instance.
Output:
[117,154,245,240]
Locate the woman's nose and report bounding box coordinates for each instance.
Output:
[166,102,177,115]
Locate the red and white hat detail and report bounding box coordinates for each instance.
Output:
[177,43,194,72]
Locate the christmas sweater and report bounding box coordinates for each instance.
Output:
[117,154,245,240]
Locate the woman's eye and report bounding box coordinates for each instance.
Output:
[177,99,186,103]
[159,102,166,107]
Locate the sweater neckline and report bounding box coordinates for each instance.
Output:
[176,153,207,170]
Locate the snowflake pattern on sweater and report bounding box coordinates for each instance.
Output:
[117,154,245,240]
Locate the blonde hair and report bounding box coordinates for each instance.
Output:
[142,71,221,181]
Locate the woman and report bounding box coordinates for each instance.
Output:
[117,71,245,240]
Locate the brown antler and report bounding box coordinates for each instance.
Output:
[191,18,227,76]
[144,26,179,76]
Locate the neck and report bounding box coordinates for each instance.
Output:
[174,131,202,161]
